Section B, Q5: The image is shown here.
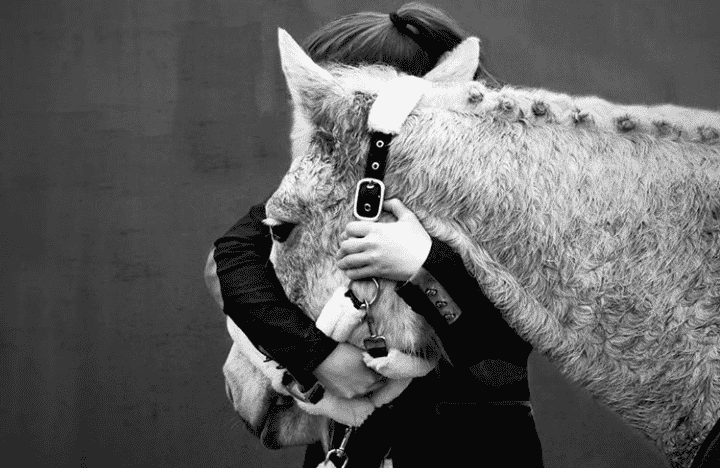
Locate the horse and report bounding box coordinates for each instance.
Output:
[217,29,720,468]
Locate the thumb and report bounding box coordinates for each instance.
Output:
[382,199,414,221]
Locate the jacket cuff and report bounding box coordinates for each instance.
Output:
[396,267,461,324]
[395,280,450,336]
[276,331,339,389]
[300,334,340,377]
[423,237,465,279]
[417,237,484,319]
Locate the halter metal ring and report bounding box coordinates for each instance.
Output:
[349,277,380,307]
[366,277,380,306]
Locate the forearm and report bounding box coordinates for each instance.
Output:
[396,238,531,368]
[213,203,337,386]
[395,237,482,330]
[226,299,338,385]
[218,256,339,382]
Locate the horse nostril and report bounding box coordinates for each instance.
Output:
[225,382,235,405]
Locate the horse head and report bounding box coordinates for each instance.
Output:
[265,29,484,365]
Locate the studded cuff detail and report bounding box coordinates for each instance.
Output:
[399,267,462,324]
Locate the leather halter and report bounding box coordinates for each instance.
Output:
[353,132,393,221]
[355,74,428,219]
[347,132,394,360]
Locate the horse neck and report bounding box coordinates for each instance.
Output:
[386,114,720,350]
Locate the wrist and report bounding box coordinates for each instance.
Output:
[422,237,463,277]
[305,336,340,378]
[404,231,432,280]
[396,267,462,325]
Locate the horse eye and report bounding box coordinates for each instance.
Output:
[269,222,296,243]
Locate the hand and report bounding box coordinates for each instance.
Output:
[336,199,431,282]
[313,343,386,399]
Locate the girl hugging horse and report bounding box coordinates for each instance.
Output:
[208,3,537,467]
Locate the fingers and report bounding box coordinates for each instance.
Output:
[345,221,373,238]
[336,238,365,258]
[337,252,379,280]
[340,379,385,399]
[364,376,387,394]
[337,253,372,273]
[337,238,378,280]
[382,198,412,220]
[355,369,386,397]
[331,372,385,399]
[343,266,377,281]
[336,387,356,400]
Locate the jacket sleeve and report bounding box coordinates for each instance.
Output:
[213,202,337,387]
[396,237,532,372]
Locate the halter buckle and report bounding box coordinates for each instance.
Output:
[353,178,385,221]
[363,335,388,358]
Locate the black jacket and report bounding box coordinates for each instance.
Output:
[213,202,337,386]
[214,202,539,467]
[213,202,531,393]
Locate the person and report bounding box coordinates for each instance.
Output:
[210,3,537,466]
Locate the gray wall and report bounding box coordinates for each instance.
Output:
[1,0,718,467]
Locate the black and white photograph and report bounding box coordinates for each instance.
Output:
[2,1,720,467]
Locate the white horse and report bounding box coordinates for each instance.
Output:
[216,29,720,467]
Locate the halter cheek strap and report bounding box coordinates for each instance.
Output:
[327,75,435,468]
[354,76,429,222]
[365,133,392,180]
[353,132,392,221]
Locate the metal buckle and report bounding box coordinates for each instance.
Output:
[346,278,380,308]
[324,427,352,468]
[361,293,389,358]
[353,178,385,221]
[345,279,387,356]
[362,278,380,306]
[324,449,349,468]
[363,335,388,358]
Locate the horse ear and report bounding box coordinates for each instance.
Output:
[423,36,480,83]
[278,28,336,112]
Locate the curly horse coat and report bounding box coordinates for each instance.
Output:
[220,30,720,468]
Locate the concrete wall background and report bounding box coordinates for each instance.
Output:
[1,1,718,467]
